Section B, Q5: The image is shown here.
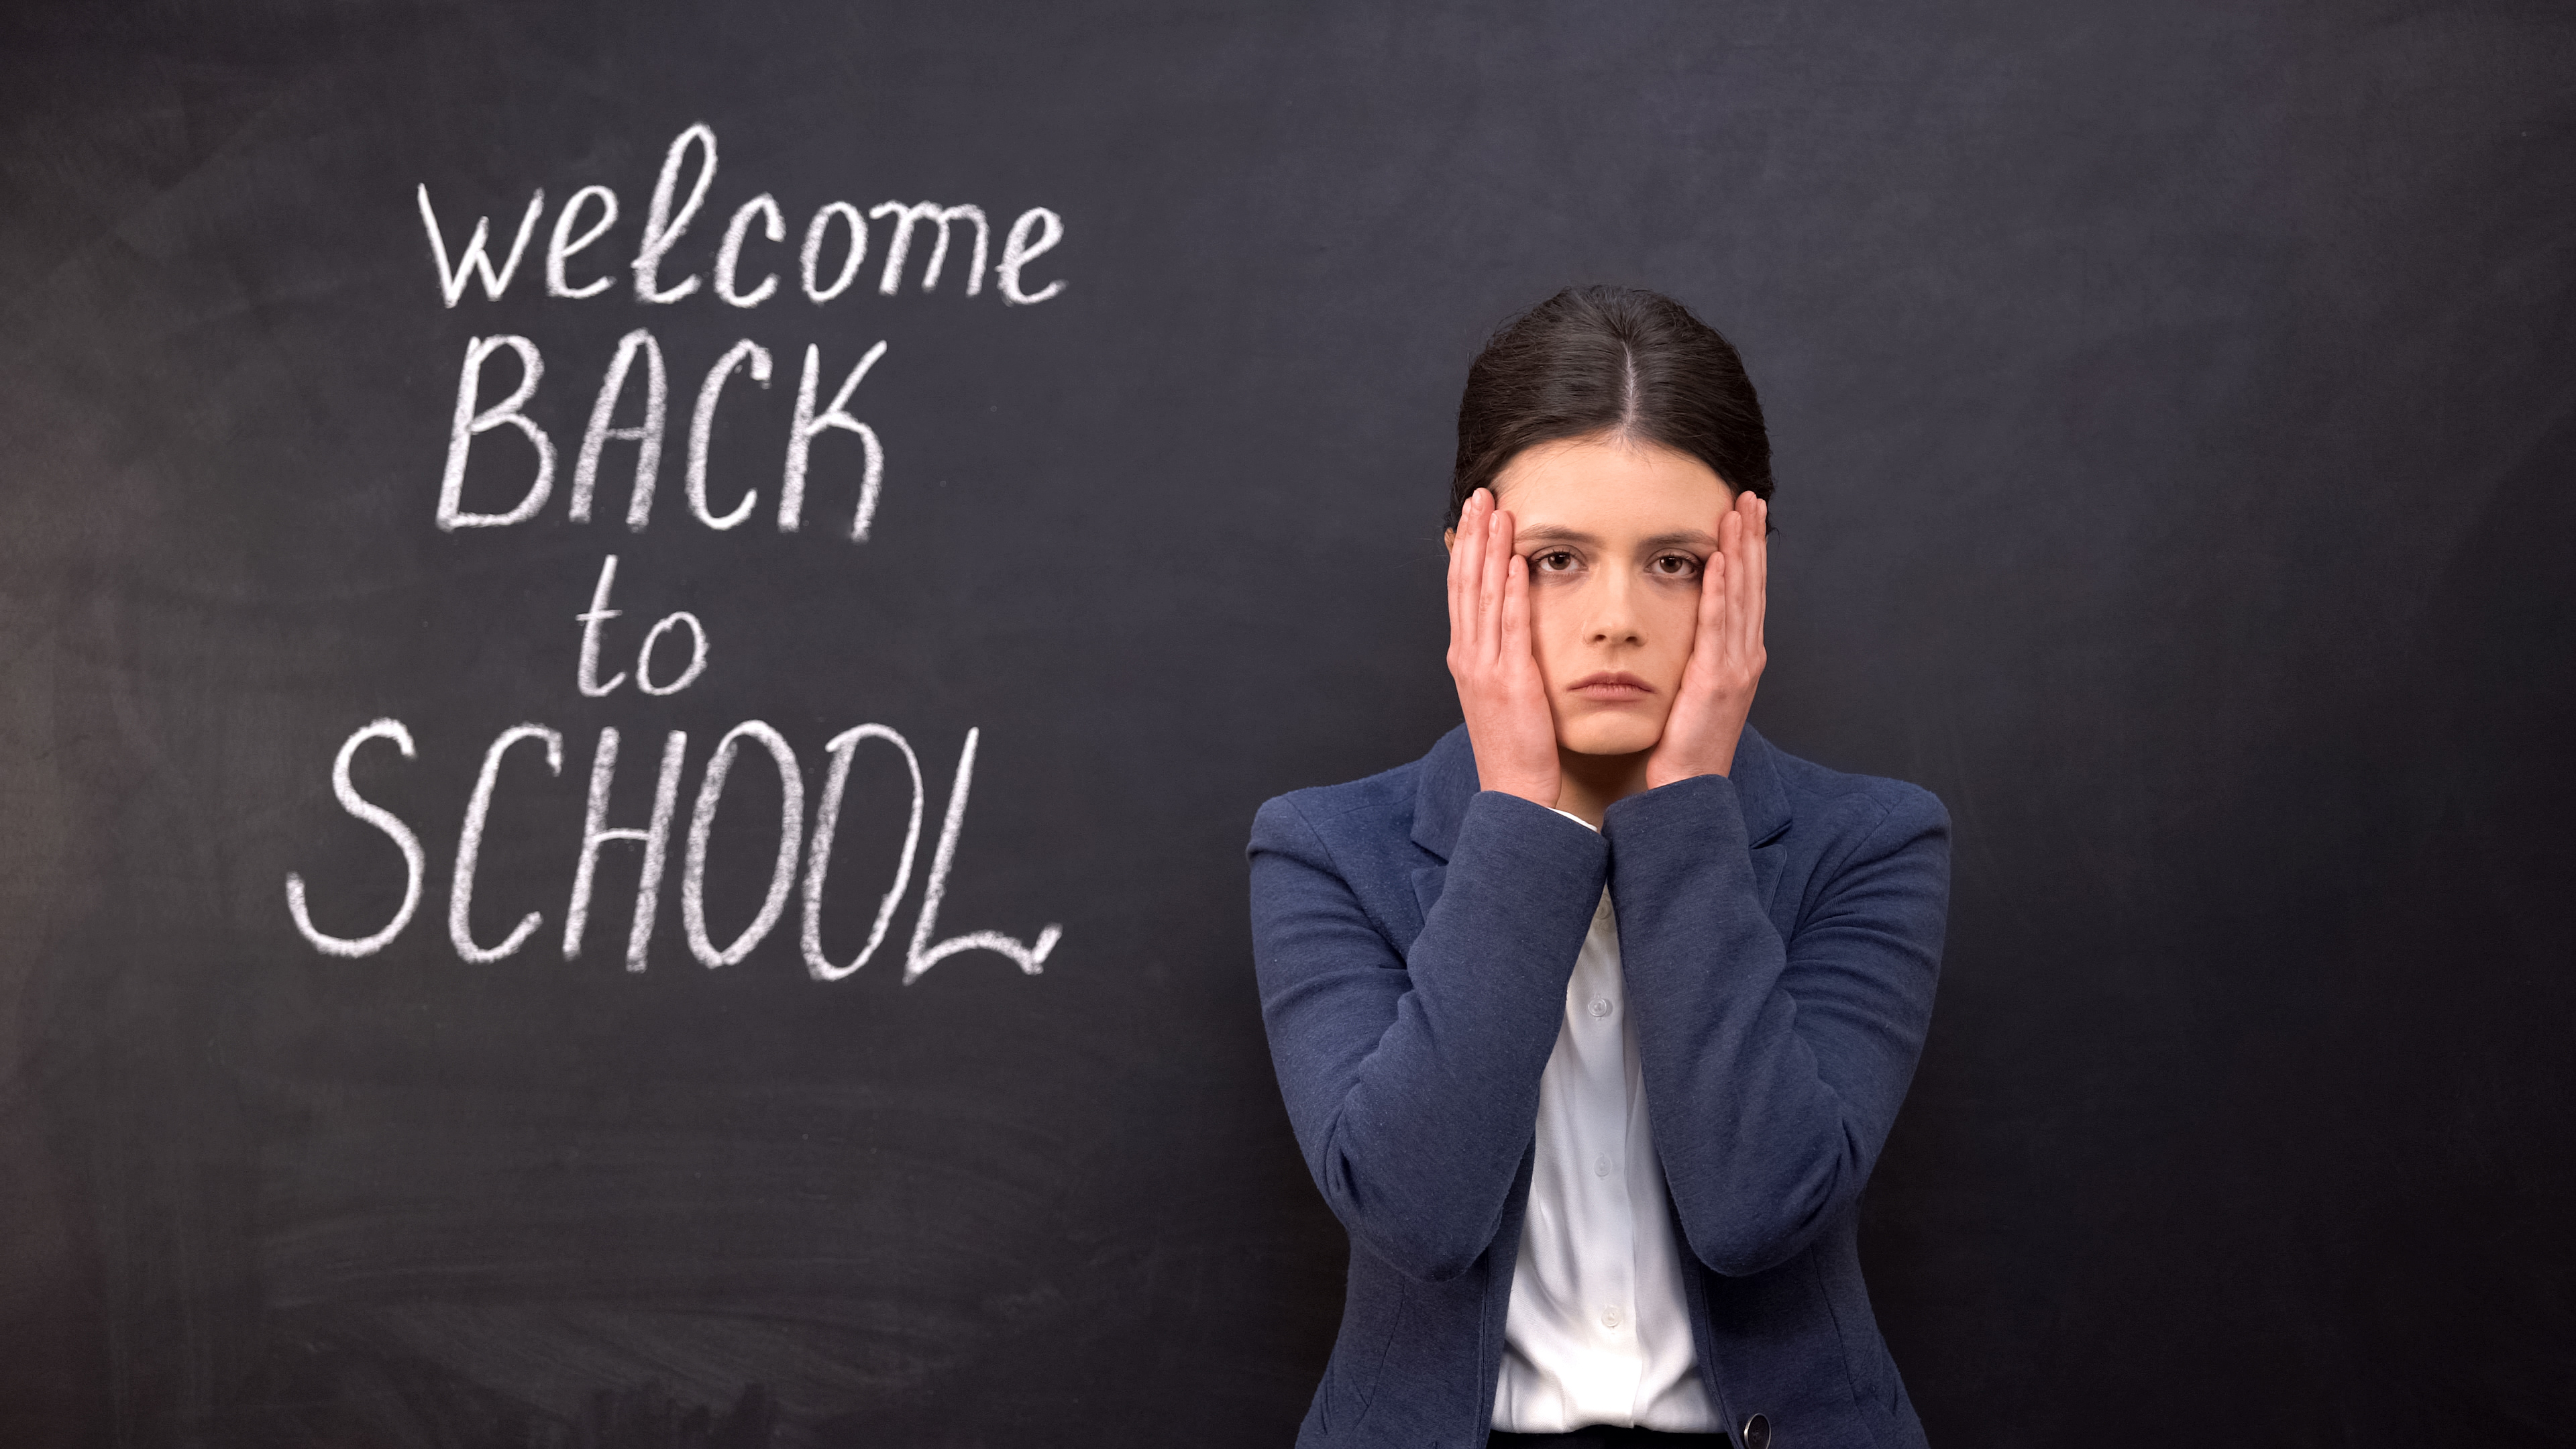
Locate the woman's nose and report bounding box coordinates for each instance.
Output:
[1585,576,1644,645]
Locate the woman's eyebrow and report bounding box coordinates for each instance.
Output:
[1514,525,1601,547]
[1513,525,1721,552]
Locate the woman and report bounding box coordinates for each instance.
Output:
[1248,286,1950,1449]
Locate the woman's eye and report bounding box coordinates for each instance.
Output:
[1652,553,1701,577]
[1534,550,1576,572]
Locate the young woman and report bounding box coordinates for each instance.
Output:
[1248,287,1950,1449]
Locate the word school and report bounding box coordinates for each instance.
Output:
[284,718,1062,983]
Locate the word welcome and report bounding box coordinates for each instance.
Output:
[415,123,1066,309]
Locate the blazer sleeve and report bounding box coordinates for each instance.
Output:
[1247,789,1607,1282]
[1601,773,1951,1278]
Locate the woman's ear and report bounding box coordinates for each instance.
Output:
[1442,528,1456,553]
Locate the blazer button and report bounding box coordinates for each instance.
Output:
[1740,1413,1770,1449]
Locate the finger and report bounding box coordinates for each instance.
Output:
[1479,504,1513,664]
[1452,490,1487,651]
[1734,492,1761,646]
[1445,498,1463,640]
[1700,523,1730,657]
[1746,494,1768,647]
[1502,551,1534,672]
[1725,495,1756,657]
[1447,490,1472,594]
[1701,535,1729,639]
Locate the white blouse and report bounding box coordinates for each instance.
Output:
[1491,810,1719,1433]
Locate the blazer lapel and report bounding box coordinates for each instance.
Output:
[1405,725,1479,924]
[1731,723,1794,849]
[1731,724,1796,918]
[1411,864,1446,924]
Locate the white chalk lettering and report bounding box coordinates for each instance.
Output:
[633,123,717,304]
[904,727,1062,982]
[285,718,426,957]
[687,339,773,530]
[870,202,987,295]
[545,184,620,299]
[575,553,707,695]
[570,329,667,529]
[998,207,1066,305]
[450,724,565,962]
[716,194,785,308]
[386,129,1081,989]
[437,335,555,530]
[576,554,627,696]
[801,201,868,304]
[286,718,1062,981]
[418,184,544,307]
[565,726,689,971]
[801,724,924,981]
[782,341,888,540]
[636,612,708,696]
[683,721,806,968]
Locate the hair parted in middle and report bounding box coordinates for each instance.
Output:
[1448,285,1774,530]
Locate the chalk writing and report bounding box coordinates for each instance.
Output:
[290,714,1058,979]
[284,123,1069,979]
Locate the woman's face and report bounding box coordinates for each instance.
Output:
[1453,436,1737,758]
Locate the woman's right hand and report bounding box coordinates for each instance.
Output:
[1446,487,1560,807]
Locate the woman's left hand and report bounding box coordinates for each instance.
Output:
[1645,490,1767,788]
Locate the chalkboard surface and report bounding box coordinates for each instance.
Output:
[5,3,2572,1445]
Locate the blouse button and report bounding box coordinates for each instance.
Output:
[1587,997,1612,1018]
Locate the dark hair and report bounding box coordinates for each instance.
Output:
[1446,286,1773,529]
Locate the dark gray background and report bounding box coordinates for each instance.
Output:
[3,1,2571,1445]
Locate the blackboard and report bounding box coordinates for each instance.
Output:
[5,3,2572,1445]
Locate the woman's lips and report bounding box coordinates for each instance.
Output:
[1567,672,1653,701]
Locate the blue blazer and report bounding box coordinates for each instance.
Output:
[1247,723,1949,1449]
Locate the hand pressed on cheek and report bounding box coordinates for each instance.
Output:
[1644,489,1766,788]
[1443,486,1560,806]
